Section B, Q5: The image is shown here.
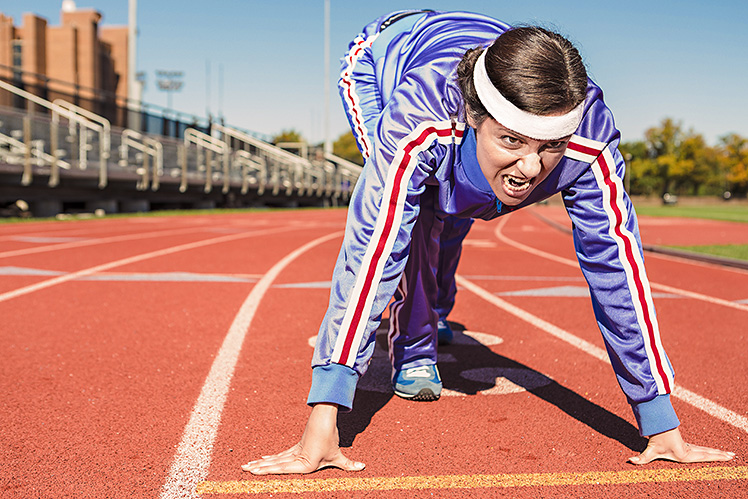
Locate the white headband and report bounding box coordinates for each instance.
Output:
[472,49,584,140]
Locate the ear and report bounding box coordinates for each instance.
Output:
[465,106,478,129]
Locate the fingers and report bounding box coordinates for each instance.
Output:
[242,447,365,475]
[629,442,736,465]
[241,444,303,474]
[324,452,366,472]
[671,444,736,463]
[627,452,654,465]
[262,444,300,461]
[243,455,316,475]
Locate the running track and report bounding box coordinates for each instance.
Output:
[0,206,745,498]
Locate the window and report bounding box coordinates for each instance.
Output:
[12,40,22,81]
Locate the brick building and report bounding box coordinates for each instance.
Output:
[0,1,128,120]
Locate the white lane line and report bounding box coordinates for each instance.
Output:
[0,226,296,304]
[493,216,748,312]
[470,216,748,433]
[0,225,219,259]
[159,231,343,499]
[455,275,609,363]
[456,274,748,433]
[673,387,748,433]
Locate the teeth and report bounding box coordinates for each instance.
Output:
[503,175,531,191]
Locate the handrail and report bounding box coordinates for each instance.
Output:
[183,128,230,193]
[323,152,363,174]
[212,123,308,166]
[212,124,334,197]
[0,132,71,168]
[324,152,362,200]
[234,149,267,195]
[53,99,111,161]
[120,129,164,191]
[0,79,110,188]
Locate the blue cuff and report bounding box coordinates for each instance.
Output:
[631,394,680,436]
[307,364,359,412]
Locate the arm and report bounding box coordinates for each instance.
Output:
[563,141,678,436]
[245,76,459,473]
[563,137,733,463]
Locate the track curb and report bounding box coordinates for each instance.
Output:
[530,209,748,271]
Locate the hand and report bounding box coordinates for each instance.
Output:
[241,403,366,475]
[628,427,736,465]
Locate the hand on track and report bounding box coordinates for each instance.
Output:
[241,403,365,475]
[628,427,736,465]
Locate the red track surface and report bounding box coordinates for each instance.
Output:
[1,206,746,498]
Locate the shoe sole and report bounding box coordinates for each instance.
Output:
[393,387,441,401]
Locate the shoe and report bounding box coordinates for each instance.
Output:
[437,319,453,345]
[393,365,442,401]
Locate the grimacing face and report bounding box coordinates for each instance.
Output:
[469,116,570,206]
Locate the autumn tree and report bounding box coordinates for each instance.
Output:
[622,118,722,197]
[332,130,364,166]
[271,129,304,145]
[719,134,748,197]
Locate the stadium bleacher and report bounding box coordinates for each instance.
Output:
[0,78,361,218]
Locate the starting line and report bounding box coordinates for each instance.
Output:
[196,466,748,494]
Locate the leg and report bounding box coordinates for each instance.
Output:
[434,216,473,344]
[388,187,443,399]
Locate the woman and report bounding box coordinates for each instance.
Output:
[244,10,734,474]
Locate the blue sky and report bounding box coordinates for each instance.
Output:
[4,1,747,145]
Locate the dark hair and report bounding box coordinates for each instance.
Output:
[456,26,588,127]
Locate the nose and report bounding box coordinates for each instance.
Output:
[517,152,542,178]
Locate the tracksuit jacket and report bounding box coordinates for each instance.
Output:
[307,10,679,437]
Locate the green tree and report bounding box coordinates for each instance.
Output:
[677,134,722,195]
[332,130,364,166]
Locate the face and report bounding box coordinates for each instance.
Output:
[470,117,570,206]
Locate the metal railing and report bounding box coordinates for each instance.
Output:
[0,79,111,188]
[182,128,230,194]
[0,124,72,183]
[324,152,362,202]
[233,149,267,195]
[119,129,164,191]
[1,79,361,209]
[53,98,111,169]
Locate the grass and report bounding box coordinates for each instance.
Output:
[634,203,748,224]
[670,244,748,262]
[0,205,344,224]
[3,199,748,262]
[632,201,748,262]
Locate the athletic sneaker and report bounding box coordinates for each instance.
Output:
[437,319,453,345]
[392,364,442,401]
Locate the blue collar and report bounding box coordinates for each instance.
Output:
[460,127,492,193]
[460,127,502,212]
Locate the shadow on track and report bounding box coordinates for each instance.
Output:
[338,321,647,452]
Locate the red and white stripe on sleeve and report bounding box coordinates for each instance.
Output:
[566,135,674,395]
[331,120,465,366]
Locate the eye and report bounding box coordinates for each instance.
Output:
[500,135,522,148]
[543,140,568,151]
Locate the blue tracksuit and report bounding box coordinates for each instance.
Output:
[308,10,678,437]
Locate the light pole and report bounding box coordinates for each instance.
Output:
[156,70,184,112]
[127,0,139,129]
[323,0,331,154]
